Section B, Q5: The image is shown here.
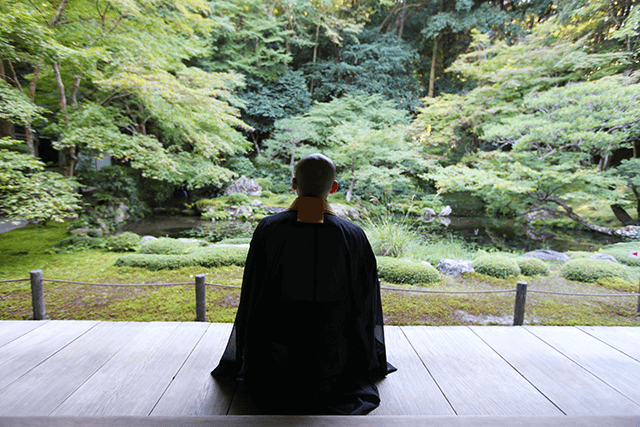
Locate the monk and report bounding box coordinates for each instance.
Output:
[212,153,395,415]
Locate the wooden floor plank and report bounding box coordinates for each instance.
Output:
[150,323,234,416]
[403,326,561,416]
[50,322,208,416]
[0,320,48,348]
[2,415,640,427]
[372,327,454,415]
[0,321,147,416]
[526,326,640,407]
[0,320,98,392]
[577,326,640,362]
[471,326,640,416]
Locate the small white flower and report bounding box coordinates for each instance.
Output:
[189,274,193,278]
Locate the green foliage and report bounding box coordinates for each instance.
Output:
[77,166,150,219]
[306,29,422,112]
[203,0,292,79]
[115,246,248,270]
[376,256,440,285]
[255,178,273,192]
[0,138,81,222]
[225,193,251,206]
[224,157,256,178]
[517,257,551,277]
[239,70,312,136]
[472,255,521,278]
[139,238,202,255]
[561,258,629,283]
[106,232,141,252]
[265,94,432,200]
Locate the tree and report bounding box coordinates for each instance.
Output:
[264,94,432,200]
[1,0,251,194]
[0,81,80,222]
[425,151,640,237]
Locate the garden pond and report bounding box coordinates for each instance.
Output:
[120,214,625,252]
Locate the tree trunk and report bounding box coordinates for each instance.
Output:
[24,63,42,156]
[252,132,261,157]
[346,177,356,202]
[309,24,321,95]
[397,0,407,41]
[428,34,439,97]
[610,204,635,225]
[52,62,77,177]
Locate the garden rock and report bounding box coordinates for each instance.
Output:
[251,199,263,208]
[522,250,570,261]
[436,259,474,276]
[590,253,619,263]
[224,206,253,217]
[440,205,452,216]
[141,236,157,244]
[224,176,262,197]
[331,203,361,221]
[113,202,130,224]
[423,208,436,217]
[263,206,286,214]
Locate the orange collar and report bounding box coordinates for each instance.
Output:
[286,197,336,223]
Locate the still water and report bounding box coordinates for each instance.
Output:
[121,214,624,252]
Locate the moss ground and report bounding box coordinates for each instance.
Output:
[1,223,639,325]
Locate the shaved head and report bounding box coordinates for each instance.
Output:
[294,153,336,198]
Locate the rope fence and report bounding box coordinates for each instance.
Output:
[2,270,639,325]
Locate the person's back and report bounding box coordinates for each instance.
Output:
[212,154,394,414]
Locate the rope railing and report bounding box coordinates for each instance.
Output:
[4,270,639,325]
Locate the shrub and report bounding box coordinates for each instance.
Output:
[517,257,550,277]
[140,238,200,255]
[226,193,251,206]
[190,247,249,268]
[106,232,141,252]
[472,255,521,278]
[255,178,273,191]
[194,199,218,212]
[561,258,628,282]
[115,246,249,270]
[376,256,440,285]
[261,190,274,198]
[272,183,290,194]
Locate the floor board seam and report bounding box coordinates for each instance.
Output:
[399,326,457,416]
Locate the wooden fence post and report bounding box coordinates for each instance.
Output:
[513,281,528,326]
[30,269,46,320]
[195,274,206,322]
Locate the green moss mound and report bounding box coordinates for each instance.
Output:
[517,257,550,277]
[472,255,521,279]
[139,238,202,255]
[376,256,440,285]
[106,232,141,252]
[116,246,248,270]
[561,258,628,282]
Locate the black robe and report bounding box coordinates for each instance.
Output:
[212,209,395,415]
